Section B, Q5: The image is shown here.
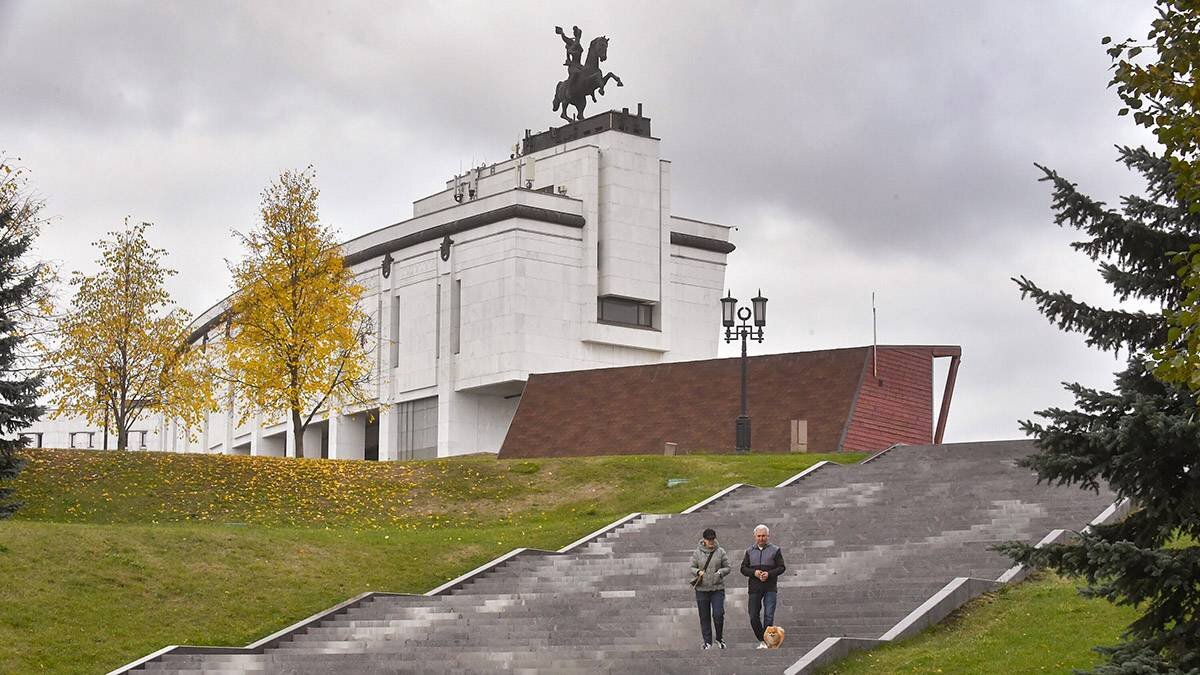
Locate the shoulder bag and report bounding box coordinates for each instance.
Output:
[690,548,716,588]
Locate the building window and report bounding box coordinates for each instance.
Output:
[598,296,655,328]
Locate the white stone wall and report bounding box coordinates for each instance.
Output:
[596,133,664,302]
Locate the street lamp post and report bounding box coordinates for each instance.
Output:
[721,289,767,454]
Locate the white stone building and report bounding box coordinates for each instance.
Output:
[29,110,735,459]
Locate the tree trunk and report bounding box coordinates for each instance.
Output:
[292,408,304,458]
[115,411,127,450]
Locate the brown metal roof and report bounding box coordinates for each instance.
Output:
[499,345,956,458]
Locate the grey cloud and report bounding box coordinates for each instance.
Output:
[662,4,1157,255]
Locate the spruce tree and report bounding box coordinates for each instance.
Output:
[998,4,1200,669]
[0,194,46,519]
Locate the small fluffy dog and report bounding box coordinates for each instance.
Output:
[763,625,785,649]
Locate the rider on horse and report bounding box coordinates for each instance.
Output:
[552,25,623,122]
[556,26,584,90]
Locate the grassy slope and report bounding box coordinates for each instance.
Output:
[820,572,1137,674]
[2,449,861,674]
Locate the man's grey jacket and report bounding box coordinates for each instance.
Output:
[740,543,786,593]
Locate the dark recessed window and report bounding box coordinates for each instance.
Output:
[598,296,655,328]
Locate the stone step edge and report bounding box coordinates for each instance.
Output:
[109,459,844,673]
[857,442,907,465]
[781,495,1131,675]
[426,510,646,597]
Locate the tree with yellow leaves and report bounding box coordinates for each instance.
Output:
[223,168,371,458]
[46,221,213,450]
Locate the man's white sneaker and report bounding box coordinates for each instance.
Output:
[716,640,726,650]
[702,643,711,650]
[756,641,769,649]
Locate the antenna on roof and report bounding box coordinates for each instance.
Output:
[872,292,878,378]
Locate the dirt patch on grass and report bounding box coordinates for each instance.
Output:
[488,481,619,516]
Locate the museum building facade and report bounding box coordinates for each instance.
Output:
[29,110,736,459]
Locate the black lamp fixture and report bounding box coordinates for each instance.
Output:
[721,289,768,454]
[752,289,767,326]
[721,290,737,327]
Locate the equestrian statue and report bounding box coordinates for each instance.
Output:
[552,25,623,123]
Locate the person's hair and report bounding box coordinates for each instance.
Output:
[702,528,716,540]
[754,524,770,534]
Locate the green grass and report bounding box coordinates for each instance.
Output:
[819,571,1138,674]
[12,449,854,529]
[1,448,861,674]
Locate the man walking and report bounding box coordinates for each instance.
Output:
[740,524,786,649]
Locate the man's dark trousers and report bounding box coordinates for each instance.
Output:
[748,590,777,641]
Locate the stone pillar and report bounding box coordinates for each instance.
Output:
[435,241,457,458]
[223,384,235,454]
[250,414,265,456]
[444,390,479,457]
[285,414,297,458]
[436,387,452,457]
[378,404,397,461]
[658,158,672,341]
[329,412,366,460]
[380,290,394,399]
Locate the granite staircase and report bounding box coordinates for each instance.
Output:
[121,440,1118,674]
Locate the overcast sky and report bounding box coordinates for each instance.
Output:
[0,1,1162,444]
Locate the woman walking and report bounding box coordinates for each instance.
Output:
[689,527,731,649]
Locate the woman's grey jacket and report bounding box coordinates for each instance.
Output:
[689,540,732,592]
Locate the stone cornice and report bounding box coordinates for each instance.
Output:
[669,231,736,254]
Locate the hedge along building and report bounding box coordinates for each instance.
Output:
[30,109,736,458]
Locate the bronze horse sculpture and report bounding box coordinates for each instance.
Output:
[553,35,623,122]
